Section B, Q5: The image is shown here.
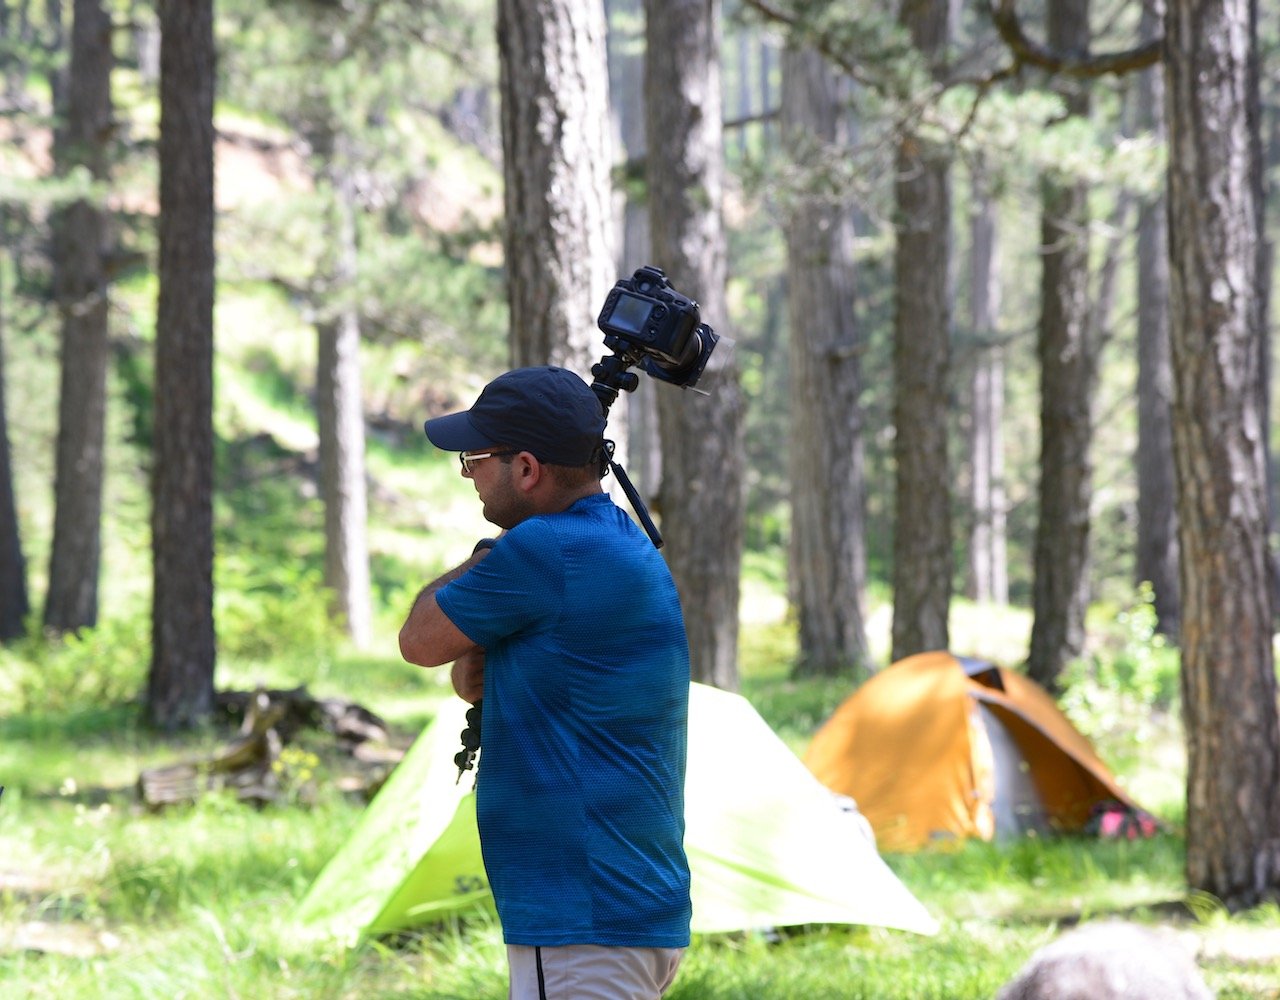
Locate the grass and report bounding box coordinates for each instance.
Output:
[3,622,1280,999]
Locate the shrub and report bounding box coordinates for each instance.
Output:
[1061,582,1180,741]
[215,556,343,665]
[0,614,150,714]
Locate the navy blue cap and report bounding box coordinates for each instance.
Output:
[424,366,606,466]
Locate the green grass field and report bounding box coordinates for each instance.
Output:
[2,616,1279,1000]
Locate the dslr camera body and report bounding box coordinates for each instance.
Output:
[595,265,719,391]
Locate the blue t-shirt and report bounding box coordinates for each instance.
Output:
[435,492,692,948]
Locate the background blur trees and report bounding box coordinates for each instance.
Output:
[0,308,26,640]
[147,0,217,728]
[1025,0,1097,693]
[43,0,113,633]
[644,0,745,690]
[890,0,954,662]
[780,43,871,678]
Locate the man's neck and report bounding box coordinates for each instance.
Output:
[547,482,605,514]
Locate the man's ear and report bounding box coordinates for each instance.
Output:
[511,451,542,493]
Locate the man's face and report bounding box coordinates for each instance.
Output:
[462,447,536,529]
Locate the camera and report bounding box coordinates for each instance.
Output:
[589,264,724,549]
[596,265,719,390]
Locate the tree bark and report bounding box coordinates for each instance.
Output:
[1026,0,1094,693]
[891,0,952,662]
[1165,0,1280,910]
[781,43,871,677]
[317,136,373,650]
[606,0,658,503]
[498,0,616,377]
[147,0,216,730]
[43,0,112,633]
[966,167,1008,606]
[1133,0,1179,637]
[644,0,744,691]
[0,291,28,641]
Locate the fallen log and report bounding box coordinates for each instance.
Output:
[138,686,398,810]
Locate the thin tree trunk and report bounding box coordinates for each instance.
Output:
[606,0,658,503]
[644,0,744,691]
[1134,0,1179,637]
[966,167,1008,606]
[43,0,111,632]
[317,140,372,650]
[1026,0,1094,693]
[891,0,952,661]
[1136,15,1182,635]
[781,43,870,677]
[1166,0,1280,910]
[147,0,216,730]
[736,28,750,156]
[0,282,28,640]
[758,33,773,147]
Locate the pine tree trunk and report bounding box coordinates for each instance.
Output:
[1165,0,1280,910]
[0,297,28,641]
[606,0,658,503]
[1027,0,1094,693]
[43,0,111,633]
[891,0,952,662]
[966,170,1008,606]
[644,0,744,691]
[317,142,372,650]
[498,0,615,377]
[147,0,216,730]
[781,44,870,677]
[1134,1,1179,637]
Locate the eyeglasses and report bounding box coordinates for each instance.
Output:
[459,449,518,475]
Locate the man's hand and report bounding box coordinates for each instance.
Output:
[451,648,485,703]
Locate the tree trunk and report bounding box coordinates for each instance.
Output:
[966,168,1008,606]
[147,0,216,730]
[781,44,871,677]
[606,0,658,503]
[43,0,111,633]
[644,0,744,691]
[1134,0,1179,637]
[317,138,372,650]
[891,0,952,662]
[0,290,28,641]
[1165,0,1280,910]
[1026,0,1094,693]
[735,28,750,157]
[498,0,616,377]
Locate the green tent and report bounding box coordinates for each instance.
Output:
[294,683,938,942]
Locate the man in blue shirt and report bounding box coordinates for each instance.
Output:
[399,366,691,1000]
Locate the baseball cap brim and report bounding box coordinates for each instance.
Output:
[423,411,492,453]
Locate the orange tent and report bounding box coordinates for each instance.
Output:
[803,651,1143,852]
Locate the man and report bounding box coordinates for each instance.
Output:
[399,366,692,1000]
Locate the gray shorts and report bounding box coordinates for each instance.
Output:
[507,943,685,1000]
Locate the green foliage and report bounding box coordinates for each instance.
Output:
[1061,583,1181,739]
[215,557,342,666]
[0,614,149,715]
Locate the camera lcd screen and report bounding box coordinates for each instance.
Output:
[607,292,654,335]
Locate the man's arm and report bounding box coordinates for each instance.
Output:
[398,547,490,668]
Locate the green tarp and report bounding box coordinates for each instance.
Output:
[294,682,938,942]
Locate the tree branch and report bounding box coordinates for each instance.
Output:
[987,0,1161,77]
